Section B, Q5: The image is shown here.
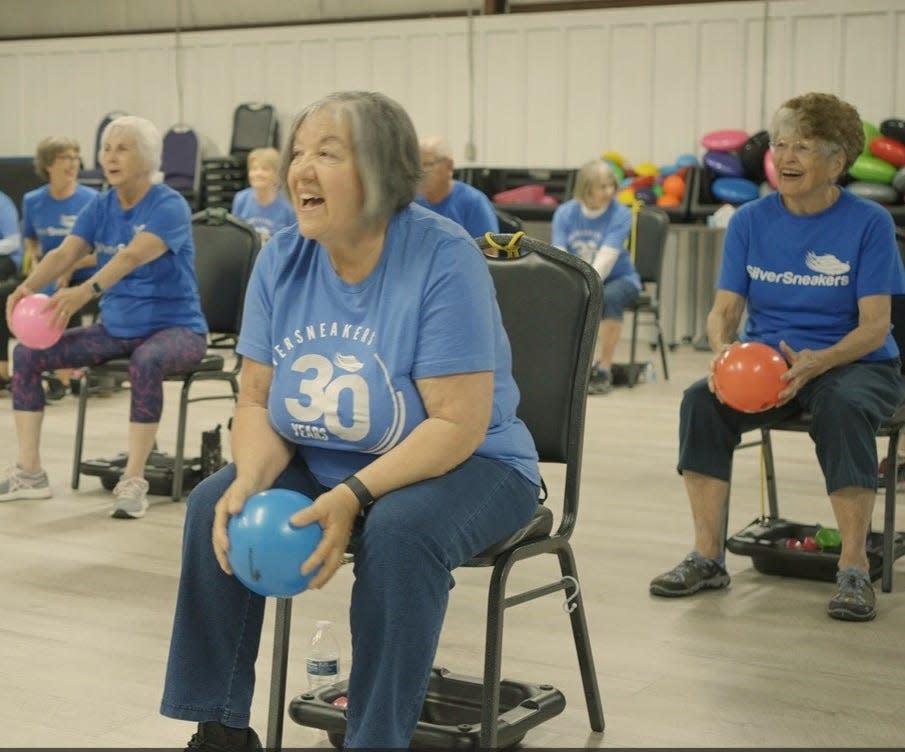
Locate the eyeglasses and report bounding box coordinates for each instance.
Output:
[54,153,81,162]
[769,139,821,157]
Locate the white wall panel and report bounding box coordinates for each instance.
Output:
[0,0,903,178]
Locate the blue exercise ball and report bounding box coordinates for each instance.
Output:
[711,176,760,205]
[227,489,323,597]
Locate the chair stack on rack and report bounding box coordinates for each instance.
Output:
[70,208,261,501]
[265,233,605,751]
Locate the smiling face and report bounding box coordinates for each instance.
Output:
[770,132,846,214]
[286,109,365,247]
[584,173,617,212]
[46,148,81,188]
[101,129,149,189]
[248,160,278,192]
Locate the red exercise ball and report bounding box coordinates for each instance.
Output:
[713,342,788,413]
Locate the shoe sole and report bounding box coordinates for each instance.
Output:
[827,604,877,622]
[0,487,52,502]
[650,575,731,597]
[111,501,149,519]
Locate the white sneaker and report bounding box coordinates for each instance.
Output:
[111,476,150,519]
[0,463,52,502]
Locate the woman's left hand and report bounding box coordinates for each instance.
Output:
[290,485,360,590]
[777,340,824,403]
[45,284,91,328]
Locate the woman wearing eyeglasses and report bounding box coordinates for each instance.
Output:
[650,92,904,622]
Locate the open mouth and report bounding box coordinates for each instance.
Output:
[300,193,324,208]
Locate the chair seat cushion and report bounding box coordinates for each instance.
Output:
[465,504,554,567]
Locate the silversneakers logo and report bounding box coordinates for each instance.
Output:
[747,251,850,287]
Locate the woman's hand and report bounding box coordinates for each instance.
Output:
[5,282,34,328]
[777,340,824,404]
[290,485,360,590]
[707,342,733,398]
[44,284,92,329]
[211,474,261,574]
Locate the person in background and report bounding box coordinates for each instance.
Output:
[0,189,23,393]
[649,92,905,622]
[160,91,539,751]
[20,136,99,399]
[230,147,295,243]
[1,115,208,519]
[551,159,639,395]
[415,134,499,238]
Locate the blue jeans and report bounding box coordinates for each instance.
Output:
[601,276,640,321]
[160,453,539,748]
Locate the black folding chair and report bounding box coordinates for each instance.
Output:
[70,209,260,500]
[266,233,605,750]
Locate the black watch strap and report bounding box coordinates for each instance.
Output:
[343,474,377,514]
[90,280,103,298]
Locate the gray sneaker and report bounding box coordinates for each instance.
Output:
[827,566,876,622]
[111,476,150,519]
[0,463,52,502]
[588,371,613,395]
[650,552,730,597]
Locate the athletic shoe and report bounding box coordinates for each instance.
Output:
[0,463,52,502]
[649,551,730,597]
[827,566,876,622]
[44,375,67,401]
[587,370,613,395]
[185,721,262,752]
[0,375,10,395]
[111,476,149,519]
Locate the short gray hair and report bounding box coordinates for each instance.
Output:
[573,159,618,204]
[101,115,162,176]
[280,91,420,222]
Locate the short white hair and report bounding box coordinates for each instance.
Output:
[101,115,162,176]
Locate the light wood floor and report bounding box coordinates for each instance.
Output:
[1,343,903,748]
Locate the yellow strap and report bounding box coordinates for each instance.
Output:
[483,231,525,258]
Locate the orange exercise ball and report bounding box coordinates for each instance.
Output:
[712,342,788,413]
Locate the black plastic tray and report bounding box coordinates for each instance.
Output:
[80,450,202,497]
[726,517,904,582]
[288,666,566,751]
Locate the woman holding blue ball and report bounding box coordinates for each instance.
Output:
[160,91,541,751]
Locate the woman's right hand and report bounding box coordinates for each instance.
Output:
[5,282,35,329]
[211,474,261,574]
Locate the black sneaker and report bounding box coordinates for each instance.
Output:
[0,376,10,396]
[827,566,877,622]
[185,721,262,752]
[650,552,730,597]
[587,371,613,395]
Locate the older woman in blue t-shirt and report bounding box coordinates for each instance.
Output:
[159,91,540,752]
[650,93,905,623]
[2,116,208,519]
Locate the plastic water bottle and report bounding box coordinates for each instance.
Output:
[306,620,341,690]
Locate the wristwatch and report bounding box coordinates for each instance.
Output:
[90,280,104,298]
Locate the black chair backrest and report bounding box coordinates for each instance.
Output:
[493,207,524,234]
[230,102,279,158]
[92,110,128,168]
[191,209,261,337]
[632,206,670,285]
[479,234,601,464]
[892,227,905,373]
[162,125,200,183]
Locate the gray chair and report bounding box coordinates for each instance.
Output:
[267,233,605,750]
[625,206,671,382]
[70,208,260,500]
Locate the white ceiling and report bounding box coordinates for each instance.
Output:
[0,0,589,39]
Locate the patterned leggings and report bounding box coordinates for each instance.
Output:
[12,324,208,423]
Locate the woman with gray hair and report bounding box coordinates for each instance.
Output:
[2,115,208,519]
[552,158,639,394]
[160,91,540,751]
[650,92,904,622]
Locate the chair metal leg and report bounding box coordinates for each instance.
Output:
[267,597,293,752]
[71,374,90,490]
[480,555,509,750]
[172,379,191,501]
[629,309,639,367]
[882,432,898,592]
[760,429,780,519]
[656,316,669,380]
[557,544,604,732]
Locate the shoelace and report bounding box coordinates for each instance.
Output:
[114,476,147,496]
[835,568,869,598]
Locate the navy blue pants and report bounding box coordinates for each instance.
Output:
[678,360,903,494]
